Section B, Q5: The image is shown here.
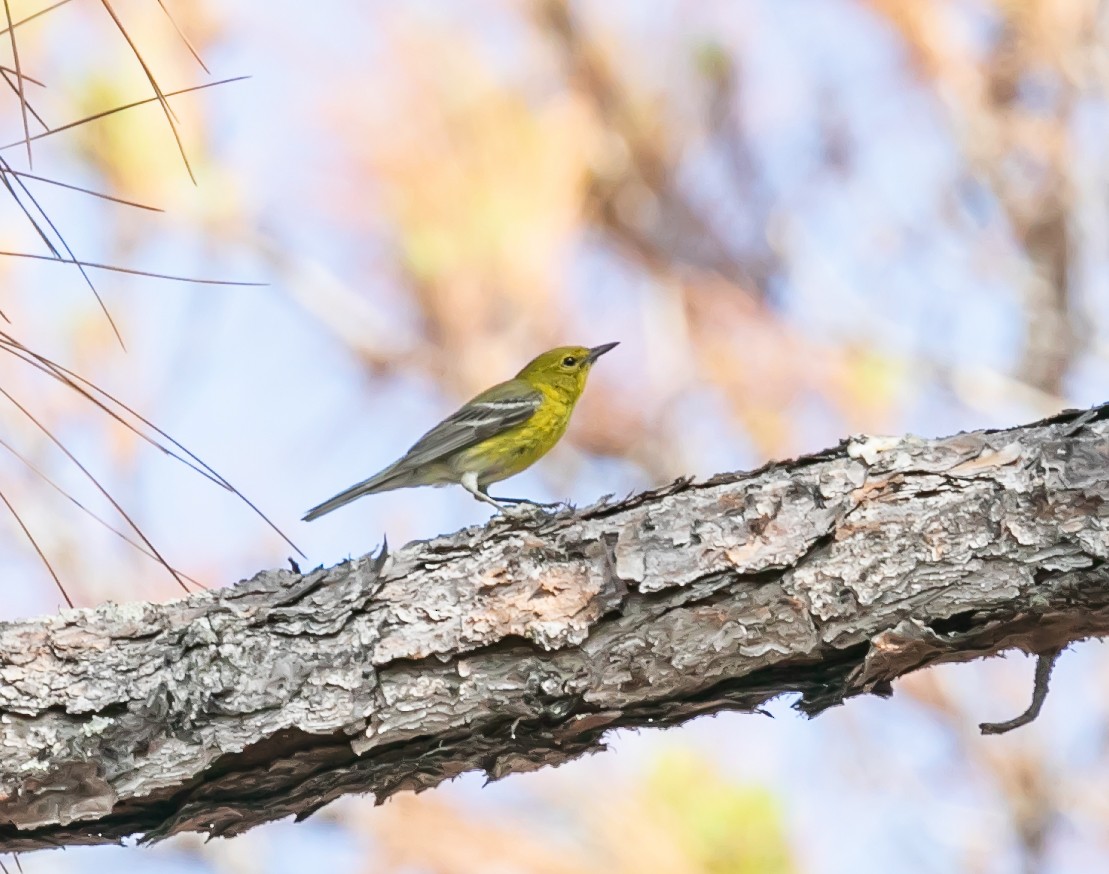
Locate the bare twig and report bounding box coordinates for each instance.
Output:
[1,0,32,168]
[0,77,248,152]
[979,649,1064,735]
[0,250,264,285]
[4,170,163,211]
[98,0,194,182]
[0,333,305,559]
[0,487,71,607]
[156,0,209,73]
[0,385,189,593]
[0,0,75,37]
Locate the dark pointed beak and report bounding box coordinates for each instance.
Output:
[585,341,619,364]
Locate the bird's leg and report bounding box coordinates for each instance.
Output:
[463,475,556,517]
[461,472,510,511]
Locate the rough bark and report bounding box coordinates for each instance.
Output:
[0,404,1107,851]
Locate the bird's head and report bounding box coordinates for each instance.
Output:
[516,342,618,398]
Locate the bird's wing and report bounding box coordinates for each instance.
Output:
[301,379,542,521]
[398,379,543,469]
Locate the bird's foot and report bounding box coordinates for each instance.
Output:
[491,495,561,508]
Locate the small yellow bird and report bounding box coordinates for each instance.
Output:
[302,342,618,520]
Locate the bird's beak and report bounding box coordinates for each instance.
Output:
[585,341,619,364]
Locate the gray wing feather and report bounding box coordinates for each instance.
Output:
[400,391,542,468]
[302,382,541,521]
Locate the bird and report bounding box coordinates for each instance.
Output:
[302,342,618,520]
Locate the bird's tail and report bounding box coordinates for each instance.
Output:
[302,465,409,521]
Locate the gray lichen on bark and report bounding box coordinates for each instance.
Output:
[0,404,1106,851]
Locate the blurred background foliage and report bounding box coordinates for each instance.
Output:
[0,0,1106,872]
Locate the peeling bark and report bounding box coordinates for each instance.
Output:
[0,405,1107,851]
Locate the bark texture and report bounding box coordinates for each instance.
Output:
[0,405,1107,851]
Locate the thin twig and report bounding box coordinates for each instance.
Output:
[0,70,47,130]
[0,0,74,37]
[0,77,248,152]
[0,385,189,593]
[98,0,194,182]
[0,334,305,558]
[0,437,205,589]
[4,170,163,212]
[0,487,72,607]
[1,0,31,167]
[0,158,126,348]
[0,250,265,285]
[0,65,44,87]
[979,648,1063,735]
[156,0,209,73]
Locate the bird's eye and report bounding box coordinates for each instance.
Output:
[562,356,577,367]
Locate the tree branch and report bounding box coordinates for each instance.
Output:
[0,404,1107,851]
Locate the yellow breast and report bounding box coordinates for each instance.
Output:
[452,386,576,485]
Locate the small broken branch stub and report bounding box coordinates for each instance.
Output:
[979,647,1064,735]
